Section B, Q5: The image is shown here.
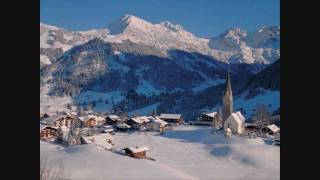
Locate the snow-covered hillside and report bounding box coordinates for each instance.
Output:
[40,126,280,180]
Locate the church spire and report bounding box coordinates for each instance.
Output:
[225,69,232,96]
[222,68,233,122]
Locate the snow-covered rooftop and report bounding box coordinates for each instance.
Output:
[127,146,150,153]
[267,124,280,133]
[107,115,121,120]
[205,112,218,118]
[160,114,181,119]
[152,117,168,126]
[130,116,151,124]
[230,111,245,124]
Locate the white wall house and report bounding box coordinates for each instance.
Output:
[146,117,169,132]
[224,111,245,134]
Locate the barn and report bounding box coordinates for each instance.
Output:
[223,111,246,134]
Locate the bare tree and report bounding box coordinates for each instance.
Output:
[252,103,271,128]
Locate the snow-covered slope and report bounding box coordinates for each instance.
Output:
[41,126,280,180]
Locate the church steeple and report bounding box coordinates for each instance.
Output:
[225,69,232,97]
[222,69,233,122]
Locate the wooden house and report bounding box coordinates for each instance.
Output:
[127,116,151,130]
[79,115,104,127]
[123,146,150,158]
[224,111,246,134]
[40,126,57,140]
[159,114,182,125]
[193,112,222,128]
[105,115,124,125]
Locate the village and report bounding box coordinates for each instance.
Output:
[40,71,280,161]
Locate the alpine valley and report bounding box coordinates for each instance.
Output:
[40,14,280,121]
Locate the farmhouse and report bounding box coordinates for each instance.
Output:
[123,146,150,158]
[146,117,169,132]
[224,111,246,134]
[79,115,105,127]
[159,114,182,125]
[127,116,151,130]
[262,124,280,135]
[40,126,57,140]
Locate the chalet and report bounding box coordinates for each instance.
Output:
[127,116,151,130]
[123,146,150,158]
[224,111,246,134]
[45,113,82,128]
[159,114,182,125]
[105,115,125,125]
[79,115,105,127]
[146,117,169,132]
[115,123,131,131]
[193,112,222,128]
[262,124,280,135]
[40,126,57,140]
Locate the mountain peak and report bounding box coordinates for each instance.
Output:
[108,14,153,35]
[224,28,247,38]
[159,20,184,32]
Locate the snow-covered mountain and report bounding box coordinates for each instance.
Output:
[40,15,280,120]
[40,14,280,65]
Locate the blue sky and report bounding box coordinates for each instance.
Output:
[40,0,279,37]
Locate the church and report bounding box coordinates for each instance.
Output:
[222,70,245,134]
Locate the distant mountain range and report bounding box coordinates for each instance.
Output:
[40,15,280,121]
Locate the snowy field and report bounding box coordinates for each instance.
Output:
[40,126,279,180]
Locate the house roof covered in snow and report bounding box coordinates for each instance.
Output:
[130,116,151,124]
[160,114,181,119]
[126,146,150,153]
[152,117,168,126]
[79,115,104,122]
[107,115,121,120]
[116,123,131,129]
[43,114,68,125]
[205,112,218,118]
[266,124,280,132]
[229,111,245,124]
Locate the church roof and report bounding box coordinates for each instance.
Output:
[228,111,245,124]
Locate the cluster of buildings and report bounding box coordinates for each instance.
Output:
[193,71,280,143]
[40,111,184,142]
